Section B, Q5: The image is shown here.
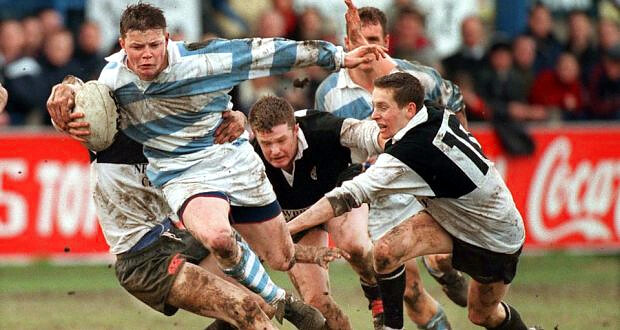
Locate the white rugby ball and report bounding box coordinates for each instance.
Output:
[73,81,119,152]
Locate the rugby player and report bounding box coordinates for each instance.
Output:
[249,95,384,330]
[314,2,467,329]
[290,72,533,330]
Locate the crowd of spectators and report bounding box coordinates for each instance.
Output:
[0,0,618,127]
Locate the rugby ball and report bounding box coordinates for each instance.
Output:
[73,81,119,151]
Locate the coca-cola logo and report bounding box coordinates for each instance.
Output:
[527,137,619,243]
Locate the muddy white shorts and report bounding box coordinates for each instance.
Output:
[162,140,277,216]
[368,193,424,241]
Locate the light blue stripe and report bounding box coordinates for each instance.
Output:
[146,166,188,188]
[269,39,298,76]
[332,97,372,119]
[263,284,279,303]
[254,271,270,294]
[315,72,338,111]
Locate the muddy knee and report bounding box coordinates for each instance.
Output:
[210,232,238,261]
[265,246,295,271]
[373,241,398,274]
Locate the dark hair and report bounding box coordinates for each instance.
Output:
[120,3,167,38]
[249,96,296,133]
[358,7,388,36]
[373,72,424,108]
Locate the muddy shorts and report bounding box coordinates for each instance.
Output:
[115,219,209,316]
[450,235,522,284]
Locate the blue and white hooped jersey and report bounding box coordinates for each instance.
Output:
[314,58,464,119]
[98,38,344,187]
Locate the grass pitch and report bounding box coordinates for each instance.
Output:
[1,253,618,329]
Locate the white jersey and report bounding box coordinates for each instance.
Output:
[326,105,525,253]
[99,38,344,188]
[90,146,174,254]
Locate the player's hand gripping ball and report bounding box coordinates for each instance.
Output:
[73,81,119,151]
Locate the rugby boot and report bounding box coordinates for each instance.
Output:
[275,292,326,330]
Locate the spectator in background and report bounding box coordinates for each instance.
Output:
[0,19,42,125]
[597,19,619,56]
[294,7,327,41]
[74,21,105,81]
[38,29,81,125]
[236,10,287,112]
[565,10,598,84]
[587,43,620,120]
[272,0,298,39]
[442,15,487,82]
[512,34,537,93]
[38,8,63,38]
[21,16,45,59]
[524,3,562,74]
[529,52,585,120]
[389,6,438,67]
[477,39,539,154]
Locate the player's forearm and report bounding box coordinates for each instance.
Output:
[340,118,383,154]
[288,198,336,235]
[246,38,344,75]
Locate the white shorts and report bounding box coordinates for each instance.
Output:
[162,140,277,215]
[368,193,423,241]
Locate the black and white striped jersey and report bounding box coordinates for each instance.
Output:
[327,104,525,253]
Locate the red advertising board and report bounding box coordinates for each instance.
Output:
[0,132,107,259]
[0,125,618,259]
[472,125,620,252]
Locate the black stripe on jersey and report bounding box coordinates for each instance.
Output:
[95,132,148,164]
[443,118,489,174]
[385,105,477,198]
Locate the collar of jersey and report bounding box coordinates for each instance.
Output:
[338,56,398,90]
[392,105,428,143]
[294,127,309,161]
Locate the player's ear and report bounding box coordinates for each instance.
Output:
[407,101,417,118]
[165,31,170,44]
[293,123,299,134]
[119,36,125,50]
[384,34,391,49]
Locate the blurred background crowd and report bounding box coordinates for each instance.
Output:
[0,0,618,131]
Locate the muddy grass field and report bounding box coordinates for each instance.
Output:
[1,253,618,329]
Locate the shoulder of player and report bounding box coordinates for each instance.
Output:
[315,72,340,98]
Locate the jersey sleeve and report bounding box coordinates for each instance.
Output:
[325,153,412,216]
[181,38,345,82]
[339,118,382,156]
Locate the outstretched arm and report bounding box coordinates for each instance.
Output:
[288,198,337,236]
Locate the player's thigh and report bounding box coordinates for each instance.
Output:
[233,213,295,266]
[182,196,232,243]
[374,212,453,266]
[328,204,372,252]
